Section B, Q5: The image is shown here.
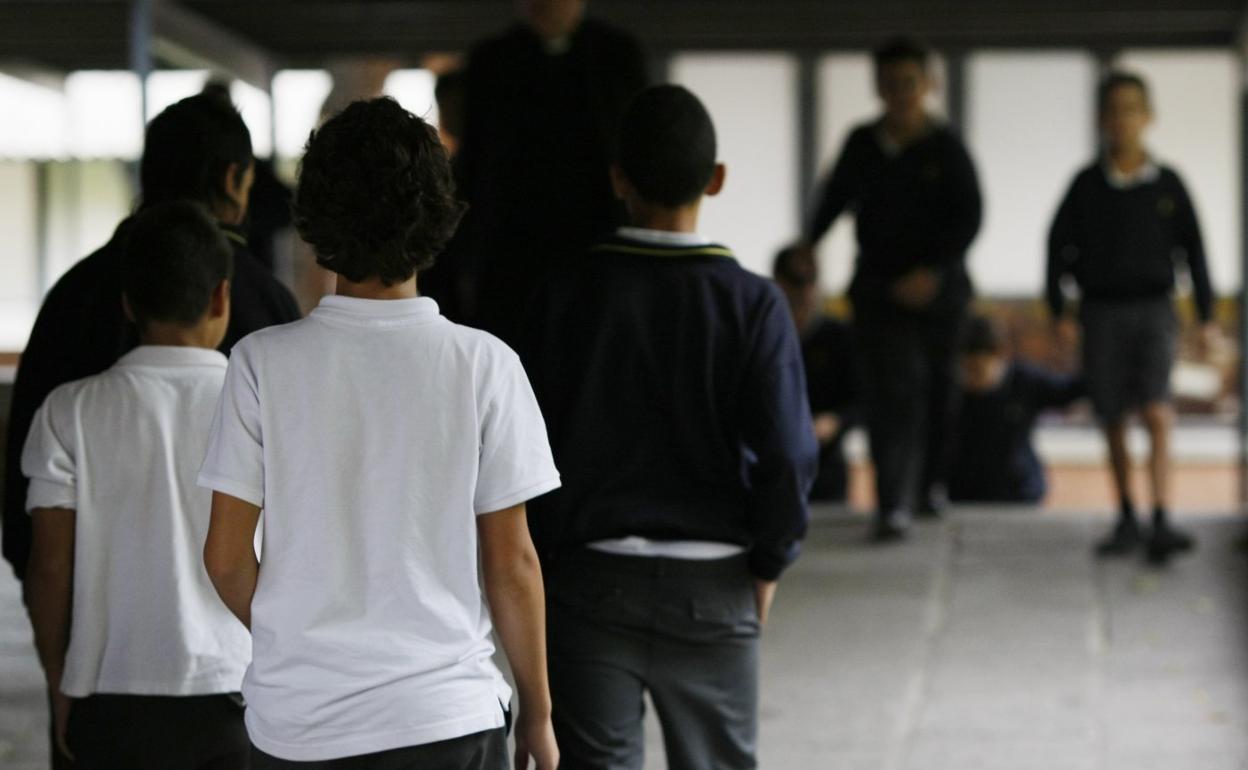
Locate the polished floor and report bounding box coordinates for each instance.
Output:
[1,508,1245,770]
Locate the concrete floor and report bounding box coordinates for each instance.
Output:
[1,508,1246,769]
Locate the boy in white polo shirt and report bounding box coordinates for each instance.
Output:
[23,201,249,768]
[198,97,561,769]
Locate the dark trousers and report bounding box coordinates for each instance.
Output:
[249,728,508,770]
[853,305,965,515]
[546,549,761,770]
[66,692,248,770]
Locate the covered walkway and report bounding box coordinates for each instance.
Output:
[2,508,1244,769]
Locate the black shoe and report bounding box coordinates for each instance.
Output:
[1095,518,1140,557]
[917,489,949,520]
[872,511,911,543]
[1146,524,1196,565]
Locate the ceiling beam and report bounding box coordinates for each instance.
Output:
[151,1,275,90]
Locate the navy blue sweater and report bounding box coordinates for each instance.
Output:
[806,121,982,315]
[1047,163,1213,321]
[948,362,1083,504]
[519,234,819,580]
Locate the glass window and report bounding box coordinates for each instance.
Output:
[384,69,439,128]
[273,69,333,159]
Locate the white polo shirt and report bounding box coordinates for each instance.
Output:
[22,346,250,698]
[198,295,560,762]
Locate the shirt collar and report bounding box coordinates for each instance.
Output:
[1103,156,1161,189]
[115,345,228,370]
[312,295,442,327]
[616,227,712,247]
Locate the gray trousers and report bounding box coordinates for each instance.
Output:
[546,549,761,770]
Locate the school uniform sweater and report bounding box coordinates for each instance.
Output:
[3,218,301,581]
[519,232,819,580]
[806,121,982,316]
[1046,162,1213,321]
[948,362,1084,504]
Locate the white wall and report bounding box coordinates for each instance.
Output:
[966,51,1098,296]
[671,53,799,276]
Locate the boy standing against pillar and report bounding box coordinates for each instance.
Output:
[1048,71,1216,563]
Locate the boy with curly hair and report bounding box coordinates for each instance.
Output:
[198,98,561,769]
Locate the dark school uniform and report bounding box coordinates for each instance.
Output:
[801,315,859,502]
[948,362,1084,504]
[1047,161,1212,422]
[458,18,648,344]
[806,120,982,518]
[519,231,817,769]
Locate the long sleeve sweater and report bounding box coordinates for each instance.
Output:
[1046,162,1213,321]
[519,233,818,581]
[806,120,982,312]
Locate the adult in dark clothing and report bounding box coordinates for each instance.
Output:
[4,93,301,587]
[460,0,647,343]
[773,246,859,502]
[521,86,816,769]
[799,38,982,540]
[1047,71,1216,564]
[418,69,472,323]
[949,316,1083,504]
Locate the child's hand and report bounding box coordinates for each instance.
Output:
[50,689,74,761]
[514,711,559,770]
[890,268,940,310]
[1197,321,1222,360]
[755,580,778,626]
[813,413,840,444]
[1052,317,1080,349]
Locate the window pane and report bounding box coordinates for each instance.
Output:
[273,69,333,159]
[966,51,1098,295]
[671,53,798,276]
[384,69,439,127]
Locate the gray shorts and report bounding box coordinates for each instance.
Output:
[1080,298,1177,423]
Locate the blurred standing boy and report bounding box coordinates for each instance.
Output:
[799,37,982,540]
[1047,71,1216,563]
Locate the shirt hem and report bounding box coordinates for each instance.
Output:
[63,672,247,699]
[246,709,505,762]
[475,476,561,515]
[197,472,264,508]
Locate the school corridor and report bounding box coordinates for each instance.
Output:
[0,506,1242,770]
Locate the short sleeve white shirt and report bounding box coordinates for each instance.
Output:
[22,346,249,698]
[198,295,560,761]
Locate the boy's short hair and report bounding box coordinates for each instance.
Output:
[1097,70,1151,116]
[617,85,717,208]
[293,97,464,285]
[772,245,818,288]
[123,201,234,329]
[961,314,1006,356]
[873,36,931,73]
[141,93,253,211]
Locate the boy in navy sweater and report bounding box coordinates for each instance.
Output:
[949,316,1083,504]
[799,37,982,540]
[521,85,817,770]
[1048,71,1216,563]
